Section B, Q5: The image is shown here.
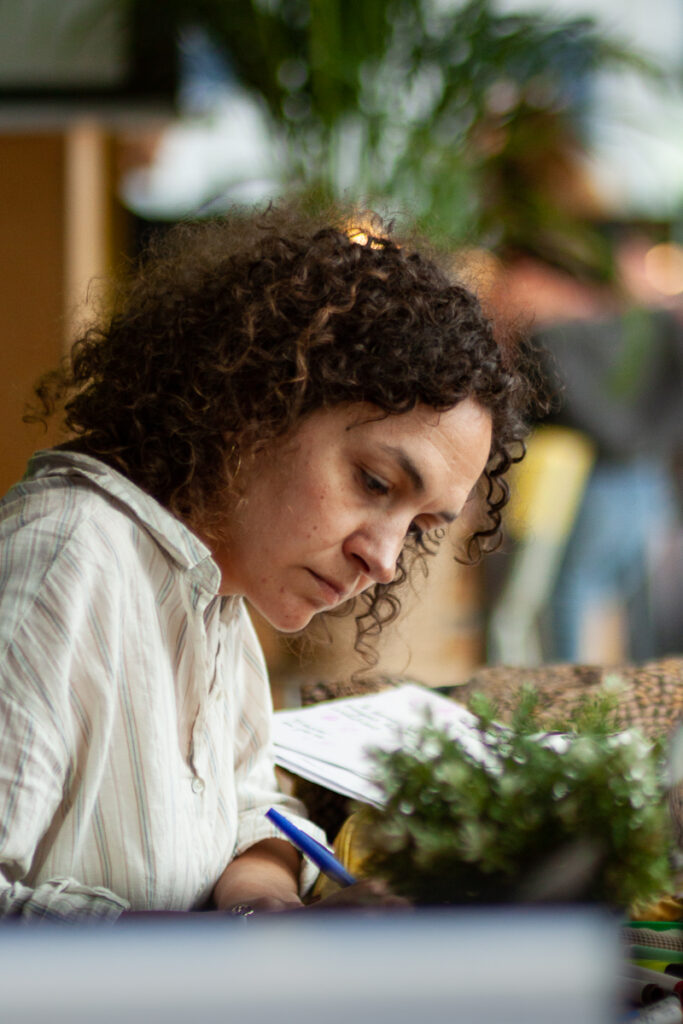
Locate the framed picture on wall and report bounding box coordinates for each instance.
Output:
[0,0,177,106]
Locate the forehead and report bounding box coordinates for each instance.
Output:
[341,401,491,457]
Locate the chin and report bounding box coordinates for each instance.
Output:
[252,600,317,635]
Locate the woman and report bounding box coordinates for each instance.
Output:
[0,206,532,921]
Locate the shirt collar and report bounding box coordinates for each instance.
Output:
[26,449,222,592]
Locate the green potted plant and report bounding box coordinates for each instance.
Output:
[359,687,672,910]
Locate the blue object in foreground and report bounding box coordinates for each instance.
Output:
[266,807,357,887]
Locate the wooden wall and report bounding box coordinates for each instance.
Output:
[0,122,119,497]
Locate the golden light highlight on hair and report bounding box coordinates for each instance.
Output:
[347,226,389,249]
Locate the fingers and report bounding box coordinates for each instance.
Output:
[227,895,304,915]
[309,878,412,911]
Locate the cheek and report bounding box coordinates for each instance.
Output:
[293,483,338,530]
[262,467,353,547]
[310,488,358,534]
[254,493,323,552]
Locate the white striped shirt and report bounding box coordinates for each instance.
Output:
[0,449,322,921]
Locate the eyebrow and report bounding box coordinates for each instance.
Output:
[379,444,458,524]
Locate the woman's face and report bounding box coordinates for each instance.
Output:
[210,398,492,632]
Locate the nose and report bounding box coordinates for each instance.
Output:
[343,522,405,586]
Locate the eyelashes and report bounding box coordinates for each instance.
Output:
[359,467,439,546]
[360,469,425,542]
[360,469,390,497]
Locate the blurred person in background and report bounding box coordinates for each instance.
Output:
[475,91,683,665]
[497,226,683,663]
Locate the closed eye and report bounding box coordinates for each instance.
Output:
[360,469,390,496]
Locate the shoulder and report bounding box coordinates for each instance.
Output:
[0,472,150,574]
[0,474,163,656]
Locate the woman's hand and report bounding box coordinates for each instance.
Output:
[212,838,410,917]
[306,878,411,911]
[213,838,304,914]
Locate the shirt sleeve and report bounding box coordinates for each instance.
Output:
[0,687,130,922]
[0,876,128,922]
[0,504,133,923]
[229,606,329,895]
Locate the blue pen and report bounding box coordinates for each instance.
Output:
[266,806,357,887]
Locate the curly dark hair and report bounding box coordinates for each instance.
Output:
[30,204,537,654]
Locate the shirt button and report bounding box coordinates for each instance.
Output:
[191,777,205,795]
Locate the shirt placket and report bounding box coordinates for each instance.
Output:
[187,588,224,795]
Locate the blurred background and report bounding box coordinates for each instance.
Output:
[1,0,681,704]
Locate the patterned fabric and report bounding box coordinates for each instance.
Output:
[452,661,683,741]
[623,926,683,952]
[0,449,322,921]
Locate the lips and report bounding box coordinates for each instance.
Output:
[306,569,348,605]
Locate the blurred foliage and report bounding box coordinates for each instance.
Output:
[77,0,660,268]
[155,0,654,266]
[359,685,673,909]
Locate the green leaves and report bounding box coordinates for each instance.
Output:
[360,687,672,909]
[174,0,650,255]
